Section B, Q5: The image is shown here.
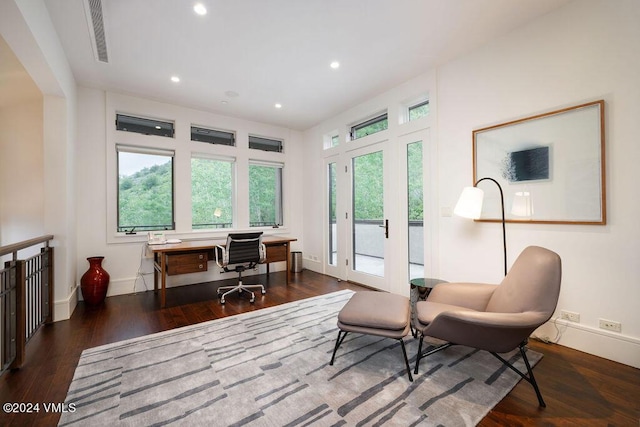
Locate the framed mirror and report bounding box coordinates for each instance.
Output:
[473,100,605,224]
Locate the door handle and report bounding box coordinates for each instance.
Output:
[378,219,389,238]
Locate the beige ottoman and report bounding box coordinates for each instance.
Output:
[329,291,413,381]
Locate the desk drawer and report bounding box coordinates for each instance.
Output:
[265,244,287,263]
[166,252,208,275]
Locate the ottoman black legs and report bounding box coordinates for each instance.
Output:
[329,329,414,382]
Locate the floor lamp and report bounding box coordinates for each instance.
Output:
[453,177,507,276]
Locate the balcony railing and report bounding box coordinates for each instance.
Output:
[0,235,54,375]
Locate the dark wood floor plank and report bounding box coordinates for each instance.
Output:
[1,270,638,426]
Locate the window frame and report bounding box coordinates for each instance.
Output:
[350,113,388,140]
[408,100,430,121]
[190,154,236,230]
[249,135,284,153]
[248,160,284,228]
[116,114,175,138]
[191,125,236,147]
[116,144,176,233]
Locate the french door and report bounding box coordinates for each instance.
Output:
[347,143,390,290]
[326,129,434,295]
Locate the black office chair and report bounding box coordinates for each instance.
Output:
[215,232,266,304]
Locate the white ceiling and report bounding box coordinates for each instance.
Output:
[36,0,571,130]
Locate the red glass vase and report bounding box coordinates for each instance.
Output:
[80,256,110,305]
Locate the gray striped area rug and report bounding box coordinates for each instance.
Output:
[58,290,541,426]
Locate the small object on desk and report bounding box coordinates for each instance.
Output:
[147,240,167,245]
[410,277,448,337]
[166,238,182,244]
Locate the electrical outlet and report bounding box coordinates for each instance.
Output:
[599,319,622,333]
[560,310,580,323]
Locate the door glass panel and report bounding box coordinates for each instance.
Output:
[407,141,424,279]
[352,151,384,276]
[328,162,337,266]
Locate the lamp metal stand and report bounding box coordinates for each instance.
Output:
[475,177,507,276]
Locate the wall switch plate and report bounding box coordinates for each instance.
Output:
[599,319,622,332]
[560,310,580,323]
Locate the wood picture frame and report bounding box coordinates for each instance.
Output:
[473,100,606,224]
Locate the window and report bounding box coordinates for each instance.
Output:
[249,161,283,227]
[249,135,283,153]
[116,114,175,137]
[331,135,340,147]
[409,100,429,121]
[117,146,174,232]
[191,156,235,229]
[191,126,235,146]
[328,162,337,265]
[350,113,388,140]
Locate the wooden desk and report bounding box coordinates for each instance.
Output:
[147,236,297,308]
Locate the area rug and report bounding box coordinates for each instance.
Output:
[58,290,541,426]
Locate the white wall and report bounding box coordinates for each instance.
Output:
[0,0,78,320]
[76,88,305,297]
[303,0,640,368]
[437,0,639,368]
[0,100,44,249]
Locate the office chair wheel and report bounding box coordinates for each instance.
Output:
[238,288,243,294]
[261,290,266,295]
[250,296,255,303]
[220,298,225,304]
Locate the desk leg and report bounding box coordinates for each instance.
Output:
[160,254,167,308]
[285,242,291,284]
[153,253,159,293]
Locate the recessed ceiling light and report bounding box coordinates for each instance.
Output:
[170,76,180,83]
[221,100,228,105]
[330,61,340,69]
[275,103,282,109]
[155,125,162,129]
[193,3,207,15]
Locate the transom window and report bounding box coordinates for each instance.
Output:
[249,135,283,153]
[116,114,175,138]
[117,145,174,232]
[350,113,388,140]
[409,100,429,121]
[191,126,236,146]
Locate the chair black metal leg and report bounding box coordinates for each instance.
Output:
[490,342,546,407]
[519,344,546,407]
[329,330,348,365]
[414,338,452,374]
[399,339,413,382]
[414,334,424,374]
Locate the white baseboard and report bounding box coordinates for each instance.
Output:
[533,318,640,369]
[53,285,78,322]
[302,258,323,273]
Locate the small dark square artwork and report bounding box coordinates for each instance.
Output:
[502,146,549,182]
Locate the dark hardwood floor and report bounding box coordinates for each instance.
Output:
[1,270,638,426]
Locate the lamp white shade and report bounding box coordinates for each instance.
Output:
[511,191,534,217]
[454,186,484,219]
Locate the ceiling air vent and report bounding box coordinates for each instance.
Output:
[84,0,109,63]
